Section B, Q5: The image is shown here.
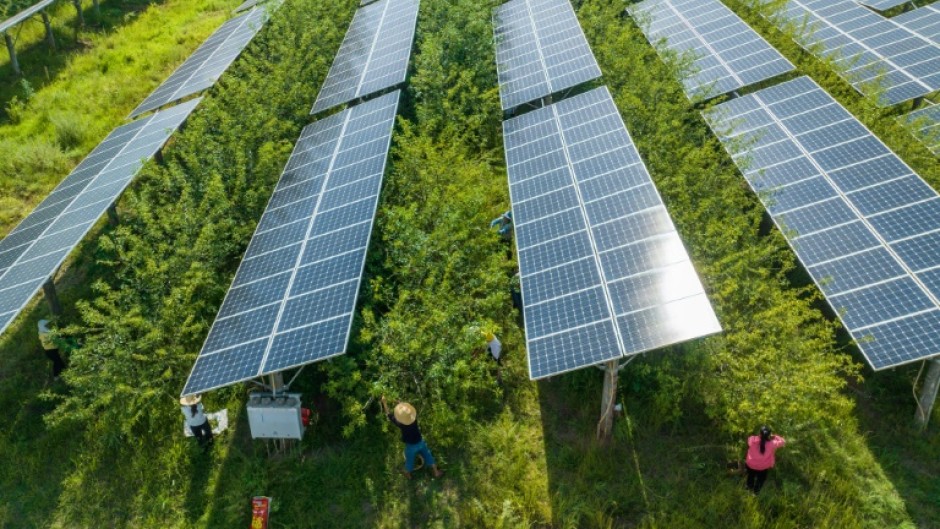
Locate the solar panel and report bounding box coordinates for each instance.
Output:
[893,5,940,46]
[494,0,603,111]
[0,0,55,34]
[628,0,794,99]
[504,86,720,379]
[903,104,940,155]
[704,76,940,370]
[854,0,910,12]
[181,91,400,396]
[235,0,268,13]
[763,0,940,105]
[0,99,201,337]
[129,8,267,118]
[310,0,419,114]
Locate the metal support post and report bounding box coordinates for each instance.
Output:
[107,204,118,226]
[73,0,84,30]
[915,358,940,428]
[4,33,20,75]
[597,359,619,441]
[42,278,63,316]
[41,12,56,51]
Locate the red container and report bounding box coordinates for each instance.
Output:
[250,496,270,529]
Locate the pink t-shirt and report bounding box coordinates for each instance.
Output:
[746,435,786,471]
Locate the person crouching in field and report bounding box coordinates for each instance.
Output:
[745,425,786,494]
[381,396,443,479]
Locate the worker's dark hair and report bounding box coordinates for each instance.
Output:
[190,404,198,416]
[759,425,772,454]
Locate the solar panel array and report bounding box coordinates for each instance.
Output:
[894,4,940,46]
[854,0,910,12]
[505,87,720,379]
[0,0,55,34]
[904,104,940,155]
[129,8,267,118]
[181,91,400,395]
[0,99,201,336]
[705,76,940,370]
[628,0,794,99]
[494,0,602,111]
[763,0,940,106]
[310,0,419,114]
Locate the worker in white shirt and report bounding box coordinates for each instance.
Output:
[482,331,503,385]
[180,394,213,449]
[37,319,66,379]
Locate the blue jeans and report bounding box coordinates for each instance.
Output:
[404,440,435,472]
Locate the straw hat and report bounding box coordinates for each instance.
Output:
[179,394,201,406]
[394,402,417,425]
[482,330,495,342]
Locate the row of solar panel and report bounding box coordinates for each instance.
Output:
[759,0,939,106]
[311,0,419,114]
[705,76,940,370]
[0,6,273,337]
[626,0,940,368]
[183,0,420,394]
[494,0,721,379]
[182,91,400,394]
[0,99,201,336]
[505,86,721,378]
[628,0,794,100]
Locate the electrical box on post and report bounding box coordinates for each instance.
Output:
[247,393,305,440]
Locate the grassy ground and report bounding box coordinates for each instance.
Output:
[0,0,938,528]
[0,0,233,235]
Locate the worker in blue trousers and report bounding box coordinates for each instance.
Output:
[381,396,443,479]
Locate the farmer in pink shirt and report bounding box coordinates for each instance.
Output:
[745,425,786,494]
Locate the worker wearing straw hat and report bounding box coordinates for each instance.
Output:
[381,396,443,479]
[180,394,213,449]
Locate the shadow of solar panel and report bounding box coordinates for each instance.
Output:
[629,0,794,99]
[505,87,719,379]
[181,91,400,396]
[0,99,200,338]
[761,0,940,105]
[494,0,602,111]
[704,75,940,370]
[311,0,419,114]
[129,8,267,118]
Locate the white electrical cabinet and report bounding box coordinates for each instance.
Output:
[247,393,305,440]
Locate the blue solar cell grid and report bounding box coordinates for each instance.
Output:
[629,0,794,99]
[311,0,419,114]
[494,0,603,111]
[705,76,940,370]
[762,0,940,105]
[129,9,267,118]
[181,90,400,396]
[0,99,200,337]
[504,86,720,379]
[894,5,940,47]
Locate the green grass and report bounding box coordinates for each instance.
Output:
[0,0,233,236]
[0,0,938,527]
